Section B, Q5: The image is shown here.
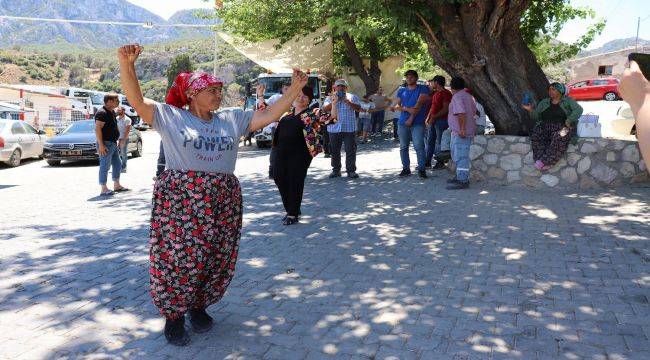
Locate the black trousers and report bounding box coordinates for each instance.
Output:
[321,126,331,155]
[329,131,357,173]
[273,154,312,217]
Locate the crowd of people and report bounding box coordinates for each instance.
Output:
[95,43,650,346]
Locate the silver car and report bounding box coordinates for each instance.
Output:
[0,119,46,167]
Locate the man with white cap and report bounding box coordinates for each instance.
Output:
[322,79,361,178]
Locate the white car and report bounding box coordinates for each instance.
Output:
[0,119,46,167]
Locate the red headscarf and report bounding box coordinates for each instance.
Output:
[165,72,223,109]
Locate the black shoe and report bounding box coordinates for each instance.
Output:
[432,162,446,170]
[447,181,469,190]
[164,317,190,346]
[189,308,214,333]
[347,172,359,179]
[418,170,428,179]
[282,216,299,225]
[398,169,411,177]
[447,178,460,184]
[329,171,341,178]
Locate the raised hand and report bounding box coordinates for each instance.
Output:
[118,44,143,64]
[291,68,308,88]
[256,84,266,98]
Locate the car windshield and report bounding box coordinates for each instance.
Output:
[63,121,95,134]
[259,77,319,99]
[91,94,104,105]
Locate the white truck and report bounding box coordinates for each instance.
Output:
[60,88,143,128]
[245,72,327,148]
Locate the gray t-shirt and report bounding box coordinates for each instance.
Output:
[153,103,253,174]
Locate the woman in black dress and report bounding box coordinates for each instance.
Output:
[272,86,337,225]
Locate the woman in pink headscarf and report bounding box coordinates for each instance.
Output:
[118,44,308,346]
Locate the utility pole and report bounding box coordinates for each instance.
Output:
[634,16,641,52]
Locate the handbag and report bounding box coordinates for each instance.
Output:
[577,113,601,138]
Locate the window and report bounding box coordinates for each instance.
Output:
[593,80,609,86]
[598,65,613,76]
[21,122,37,134]
[11,122,26,135]
[572,81,588,88]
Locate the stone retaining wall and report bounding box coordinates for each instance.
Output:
[461,136,648,189]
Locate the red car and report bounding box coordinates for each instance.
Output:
[567,78,620,101]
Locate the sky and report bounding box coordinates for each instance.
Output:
[126,0,650,50]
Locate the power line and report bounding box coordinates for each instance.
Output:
[0,15,217,28]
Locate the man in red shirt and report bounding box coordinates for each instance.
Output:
[425,75,452,169]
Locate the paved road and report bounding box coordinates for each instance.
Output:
[1,131,649,360]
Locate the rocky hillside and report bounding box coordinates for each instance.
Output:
[0,0,215,48]
[579,37,650,57]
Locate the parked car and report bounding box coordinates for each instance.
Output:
[0,119,46,167]
[567,78,621,101]
[43,120,142,166]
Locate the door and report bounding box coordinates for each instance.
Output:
[22,122,44,157]
[590,80,608,99]
[568,81,588,100]
[10,122,30,157]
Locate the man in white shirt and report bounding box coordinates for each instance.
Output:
[116,107,132,173]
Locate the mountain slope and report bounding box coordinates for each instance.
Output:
[0,1,216,48]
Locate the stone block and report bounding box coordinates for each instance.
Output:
[503,135,522,143]
[487,167,506,179]
[640,160,647,172]
[590,164,618,184]
[622,145,640,163]
[521,165,540,177]
[484,154,498,165]
[580,175,599,189]
[631,172,649,183]
[510,143,531,155]
[470,145,485,160]
[577,157,591,174]
[499,154,522,171]
[567,144,578,153]
[560,168,578,184]
[541,174,560,187]
[612,140,626,150]
[523,152,534,164]
[474,160,488,172]
[474,135,487,145]
[523,176,543,188]
[606,152,617,162]
[567,153,581,166]
[547,158,567,173]
[581,143,598,154]
[487,138,506,153]
[507,171,521,182]
[619,162,636,178]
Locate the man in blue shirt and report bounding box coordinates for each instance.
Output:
[391,70,431,178]
[322,79,361,178]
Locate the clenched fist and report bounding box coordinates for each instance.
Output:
[118,44,143,64]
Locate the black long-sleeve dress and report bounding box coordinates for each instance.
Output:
[272,110,314,217]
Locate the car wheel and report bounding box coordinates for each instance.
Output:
[132,140,143,157]
[6,149,21,167]
[47,160,61,166]
[604,92,618,101]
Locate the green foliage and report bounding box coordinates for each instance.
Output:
[141,80,167,102]
[68,62,87,87]
[522,0,605,66]
[397,40,448,81]
[166,54,194,90]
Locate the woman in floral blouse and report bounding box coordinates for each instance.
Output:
[272,86,337,225]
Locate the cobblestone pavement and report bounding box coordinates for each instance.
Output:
[1,131,649,360]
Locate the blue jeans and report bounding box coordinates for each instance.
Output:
[371,110,385,133]
[99,141,121,185]
[119,138,129,171]
[451,134,472,182]
[425,119,449,165]
[398,123,425,171]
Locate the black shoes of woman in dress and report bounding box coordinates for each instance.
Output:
[189,308,214,333]
[164,317,190,346]
[283,216,299,226]
[164,309,214,346]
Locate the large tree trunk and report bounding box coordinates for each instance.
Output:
[341,32,382,95]
[417,0,548,135]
